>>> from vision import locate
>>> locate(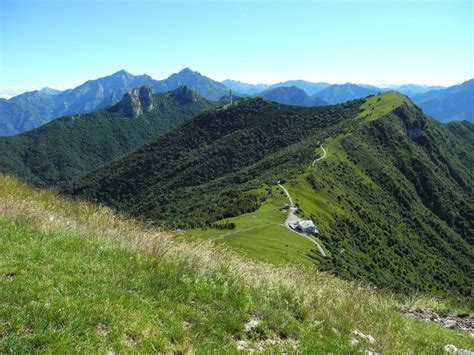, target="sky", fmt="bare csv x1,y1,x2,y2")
0,0,473,96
